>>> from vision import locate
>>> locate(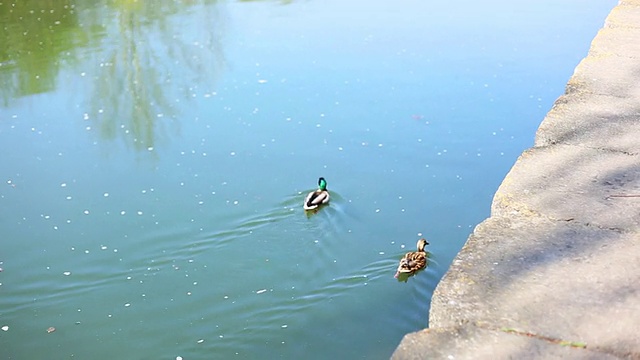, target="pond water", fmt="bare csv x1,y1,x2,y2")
0,0,616,358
